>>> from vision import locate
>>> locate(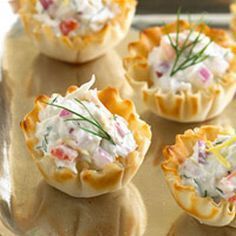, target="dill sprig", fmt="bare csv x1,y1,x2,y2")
167,10,212,76
46,99,115,145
